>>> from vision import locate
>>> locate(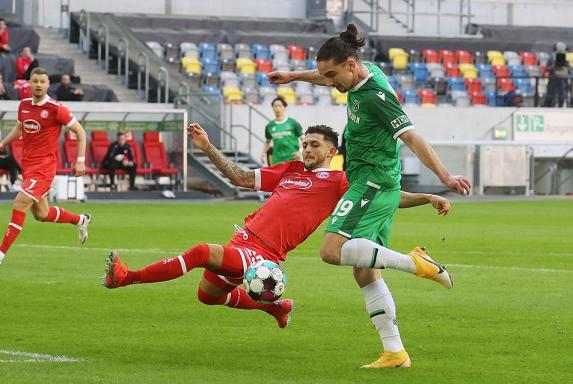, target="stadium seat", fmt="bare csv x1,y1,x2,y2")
485,91,497,106
182,57,201,75
567,52,573,66
497,78,515,93
288,45,306,61
409,49,422,63
397,73,415,90
379,62,393,76
332,88,348,105
493,65,510,78
180,42,199,59
223,86,243,103
296,82,314,105
164,43,180,63
474,51,487,65
536,52,550,67
146,41,164,58
202,86,221,94
64,140,97,175
445,63,461,78
465,78,482,94
515,78,533,96
430,77,448,96
259,86,277,104
520,51,538,66
448,77,466,92
403,89,420,105
456,50,473,64
203,72,220,87
420,89,437,107
477,64,494,79
201,57,220,75
277,86,296,104
482,77,496,93
242,87,260,104
8,140,23,168
422,49,439,63
236,58,256,74
504,51,521,66
89,131,112,175
255,59,273,73
487,50,503,61
395,89,404,104
307,46,317,60
462,67,478,79
459,63,477,75
306,60,317,70
234,43,252,59
217,44,235,60
388,48,406,61
509,65,527,78
142,134,180,179
410,63,428,84
525,65,542,77
427,63,445,78
439,50,456,65
358,46,375,61
313,86,332,106
490,56,506,66
221,71,240,88
199,43,217,60
387,75,399,91
470,91,487,106
221,58,236,72
270,44,287,55
126,135,152,177
56,148,73,175
239,73,257,88
291,60,307,71
451,90,470,107
256,72,271,87
252,44,271,60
